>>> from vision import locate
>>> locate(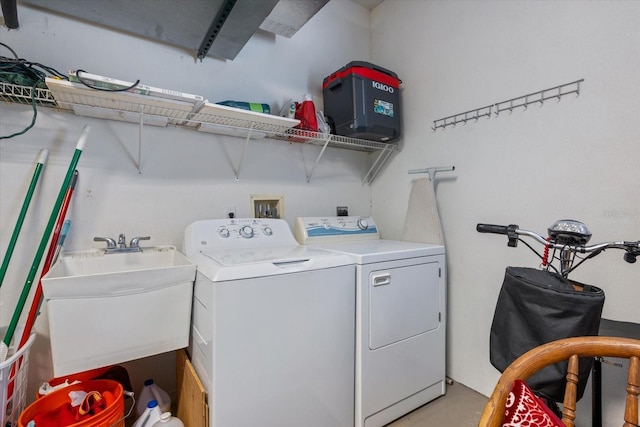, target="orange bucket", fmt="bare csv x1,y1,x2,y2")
19,379,124,427
37,366,113,399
